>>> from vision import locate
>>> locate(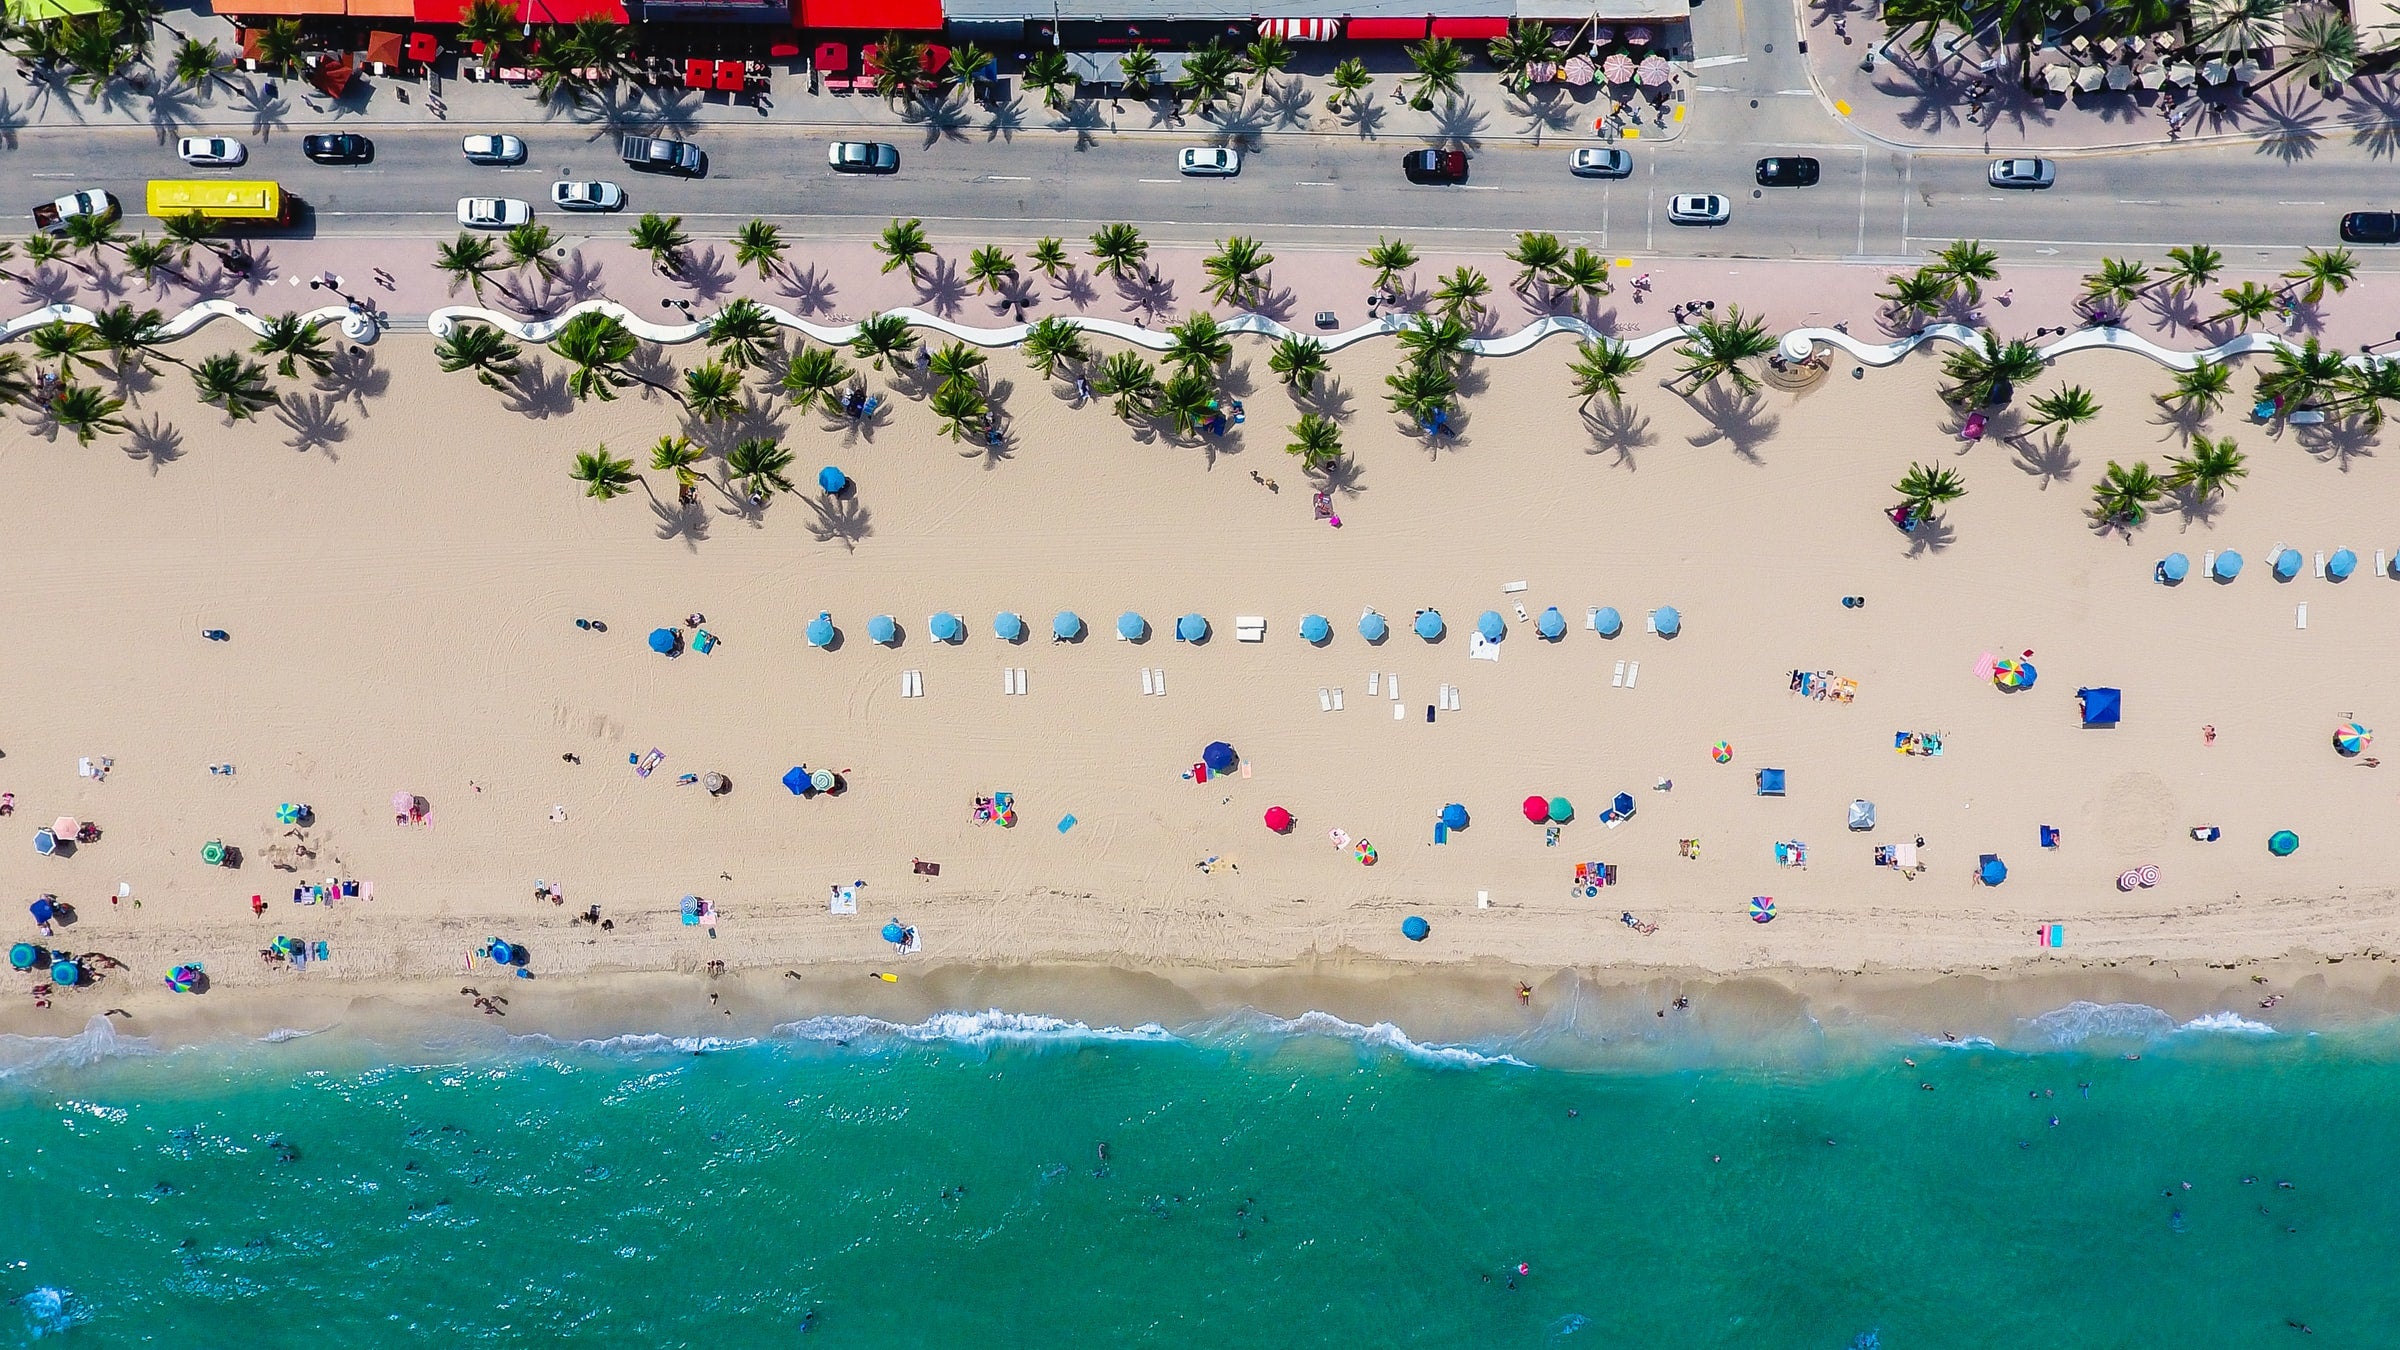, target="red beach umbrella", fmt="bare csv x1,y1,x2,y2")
1263,806,1294,833
1523,795,1550,823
